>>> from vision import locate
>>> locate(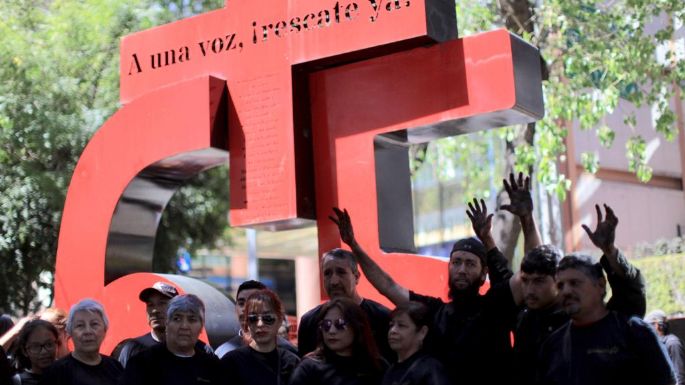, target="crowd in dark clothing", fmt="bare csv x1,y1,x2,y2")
0,173,683,385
